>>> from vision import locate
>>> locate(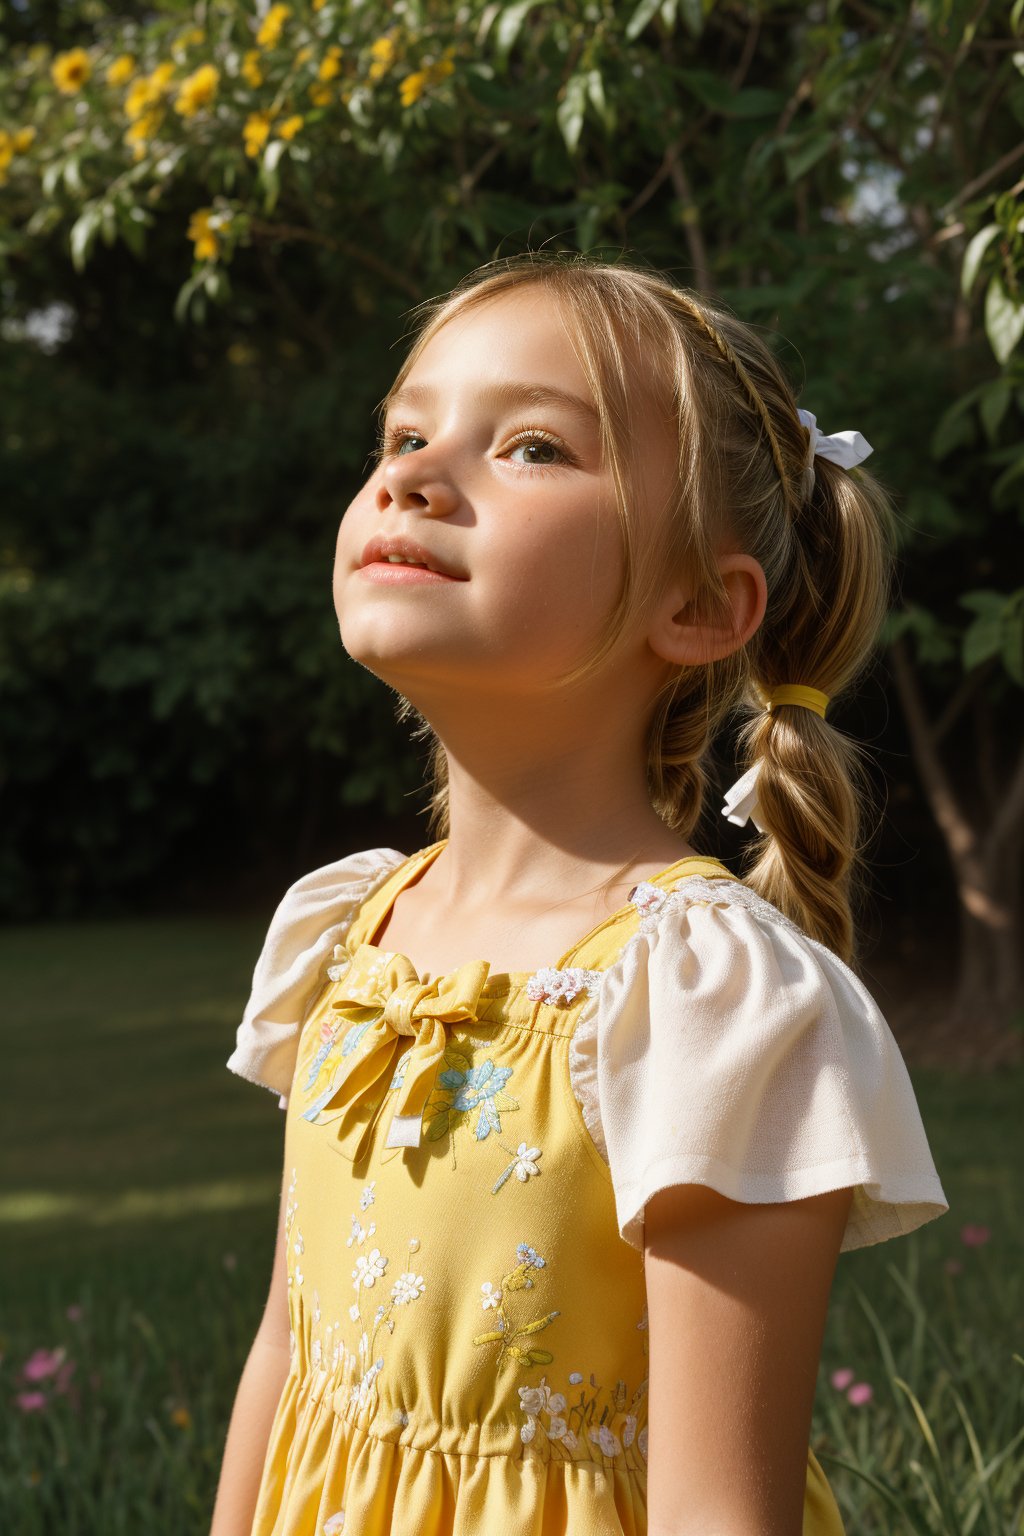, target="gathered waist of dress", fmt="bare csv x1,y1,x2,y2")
284,1358,651,1474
